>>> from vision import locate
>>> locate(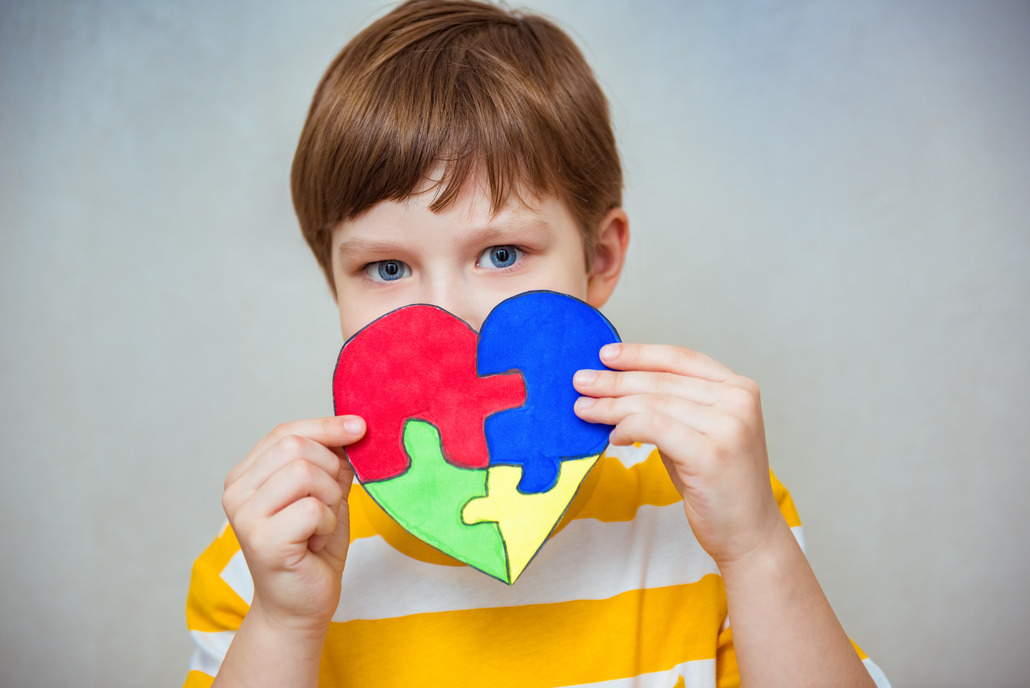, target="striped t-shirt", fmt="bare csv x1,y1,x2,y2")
185,443,890,687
